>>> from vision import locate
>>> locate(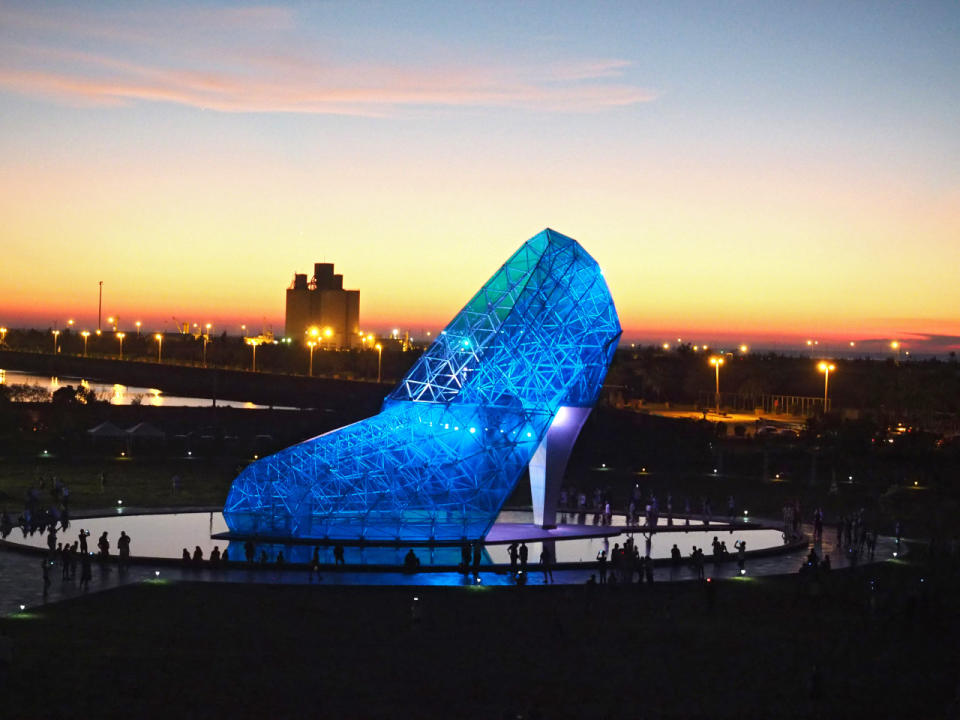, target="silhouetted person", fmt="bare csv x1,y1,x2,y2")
97,531,110,560
597,550,607,584
192,545,203,566
244,539,255,566
539,547,553,583
79,552,92,590
519,542,529,569
471,542,482,575
79,529,88,554
117,531,131,570
403,548,420,572
182,548,191,567
209,546,221,567
334,544,345,566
